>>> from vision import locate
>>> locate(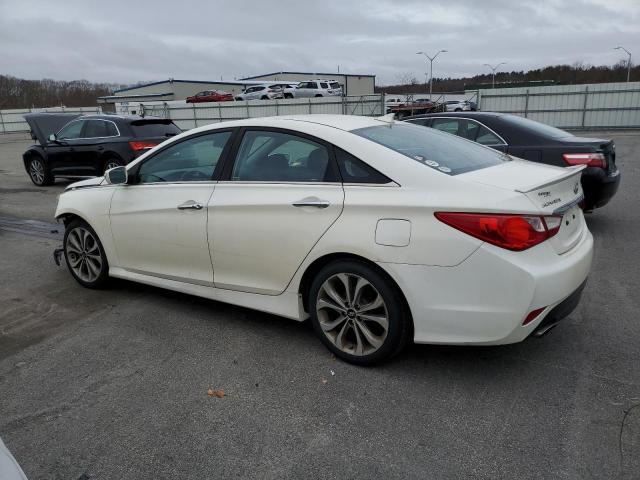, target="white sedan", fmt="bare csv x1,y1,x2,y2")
55,114,593,365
